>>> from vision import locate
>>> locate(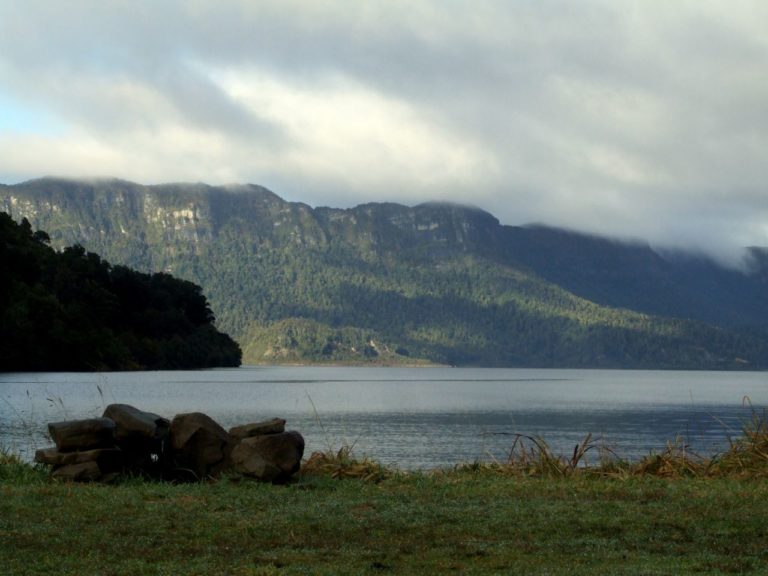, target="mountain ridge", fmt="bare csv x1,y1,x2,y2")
3,177,768,368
